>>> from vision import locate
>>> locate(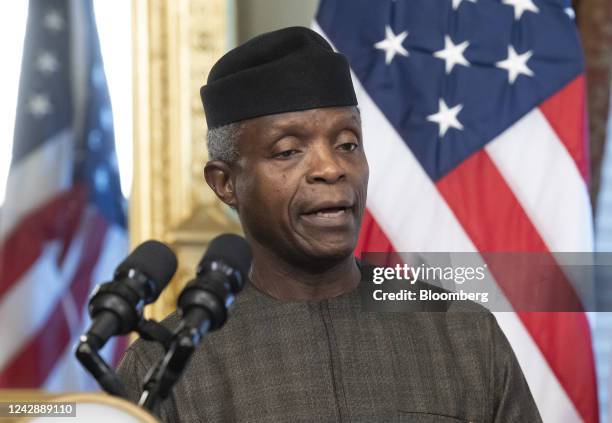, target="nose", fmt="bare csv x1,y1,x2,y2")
305,143,346,184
